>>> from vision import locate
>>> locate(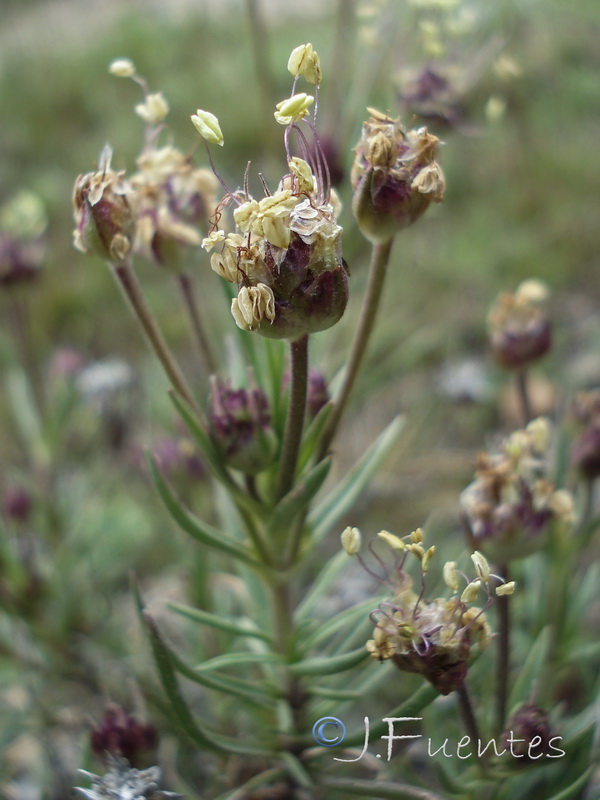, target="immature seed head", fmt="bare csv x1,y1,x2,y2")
351,110,445,242
487,279,552,370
